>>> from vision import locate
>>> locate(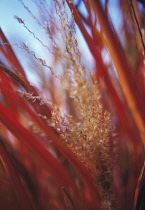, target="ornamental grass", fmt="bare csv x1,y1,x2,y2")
0,0,145,209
